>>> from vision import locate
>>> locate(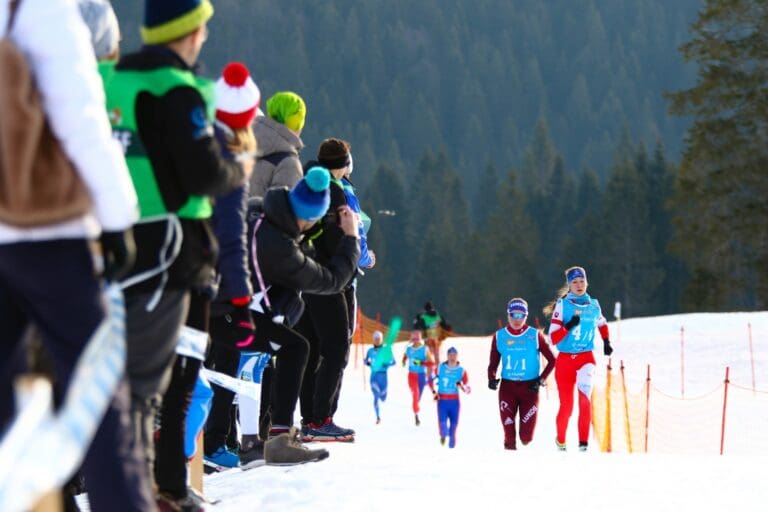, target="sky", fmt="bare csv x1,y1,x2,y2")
199,311,768,511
